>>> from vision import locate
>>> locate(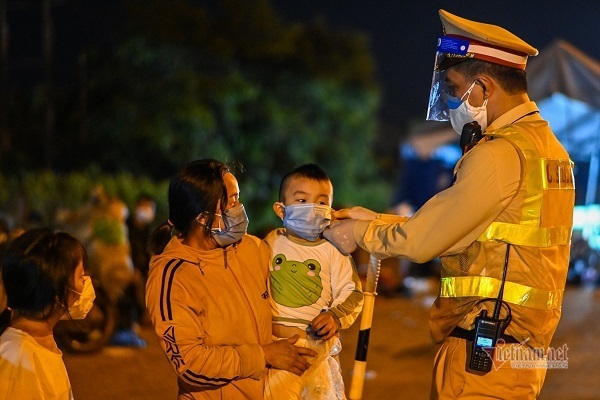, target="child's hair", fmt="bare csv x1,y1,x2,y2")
278,163,331,202
147,159,235,255
0,228,87,334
